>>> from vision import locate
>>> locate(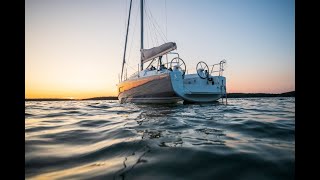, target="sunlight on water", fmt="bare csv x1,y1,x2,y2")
25,98,295,179
31,156,124,179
